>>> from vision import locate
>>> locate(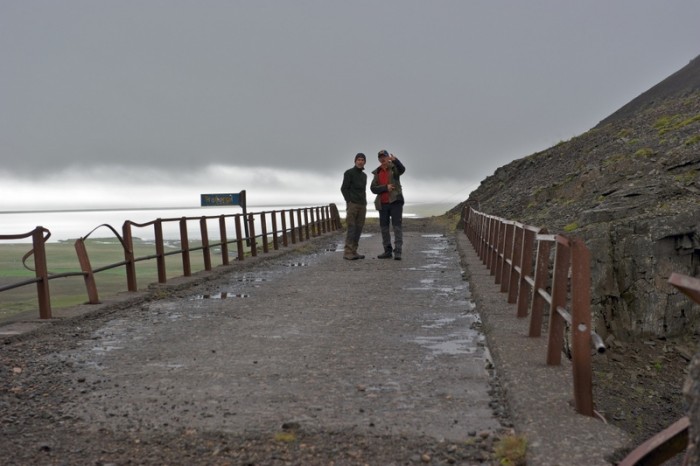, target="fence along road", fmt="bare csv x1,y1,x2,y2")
2,226,505,464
